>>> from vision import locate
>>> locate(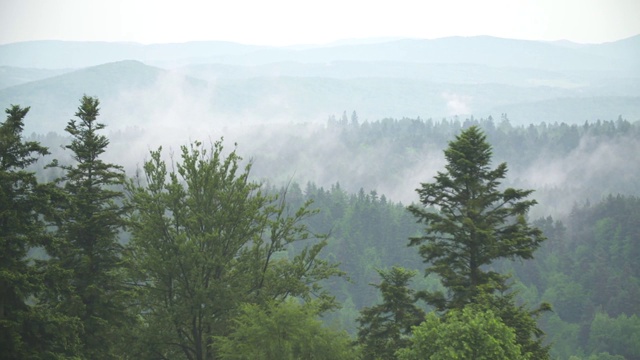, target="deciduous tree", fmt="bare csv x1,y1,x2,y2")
125,140,341,360
216,299,357,360
397,306,527,360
